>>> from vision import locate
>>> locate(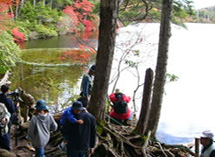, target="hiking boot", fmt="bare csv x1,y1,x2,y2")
123,120,131,126
27,143,35,152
